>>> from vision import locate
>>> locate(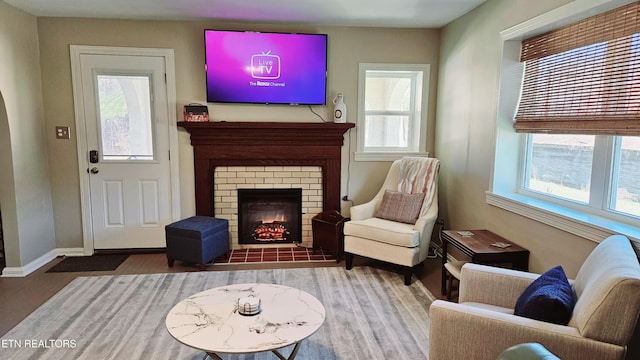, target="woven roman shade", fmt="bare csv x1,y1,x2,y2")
514,2,640,135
